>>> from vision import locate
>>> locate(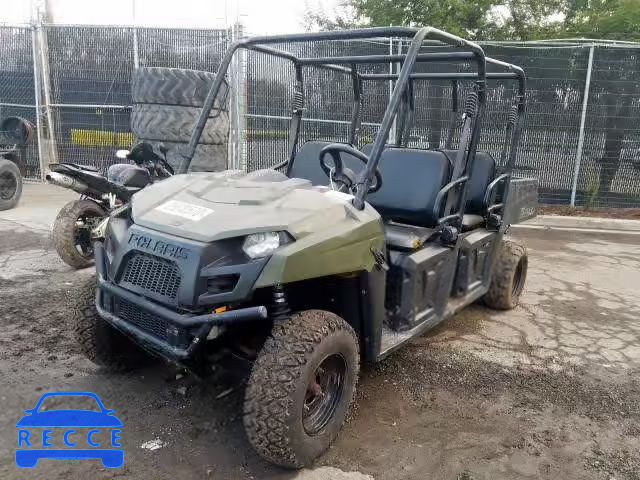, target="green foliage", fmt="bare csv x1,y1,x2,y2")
349,0,567,40
303,2,362,31
309,0,640,41
350,0,495,38
584,176,600,210
565,0,640,41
